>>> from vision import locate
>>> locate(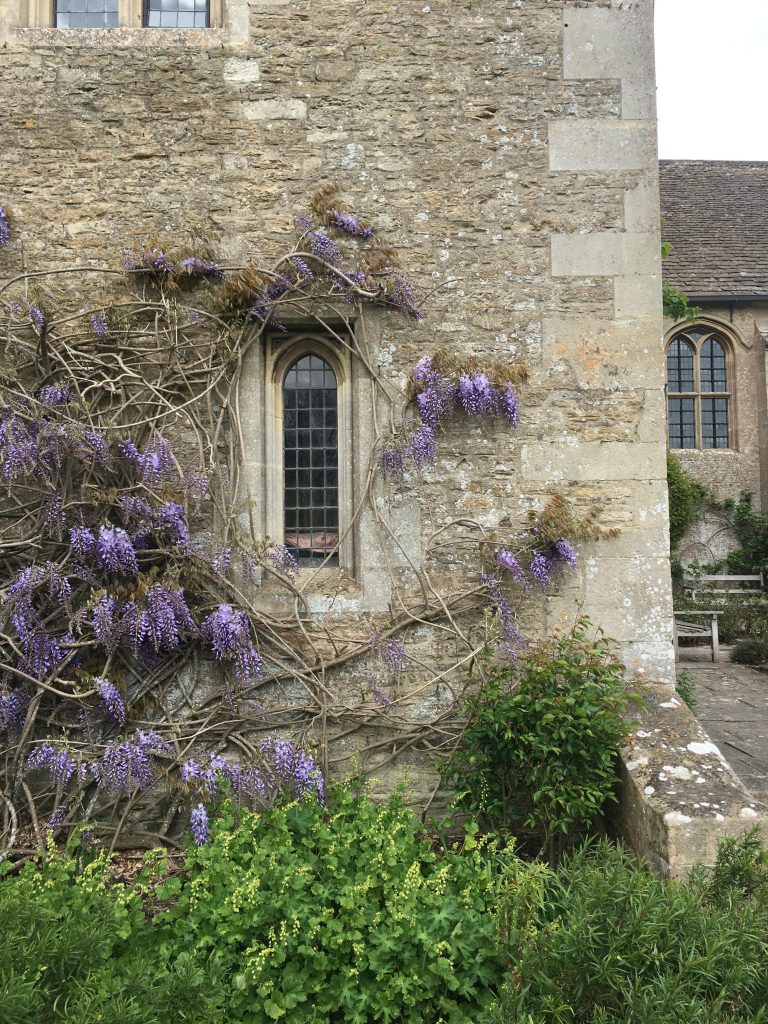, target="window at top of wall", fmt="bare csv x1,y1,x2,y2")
54,0,118,28
144,0,209,28
52,0,210,27
666,326,731,450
